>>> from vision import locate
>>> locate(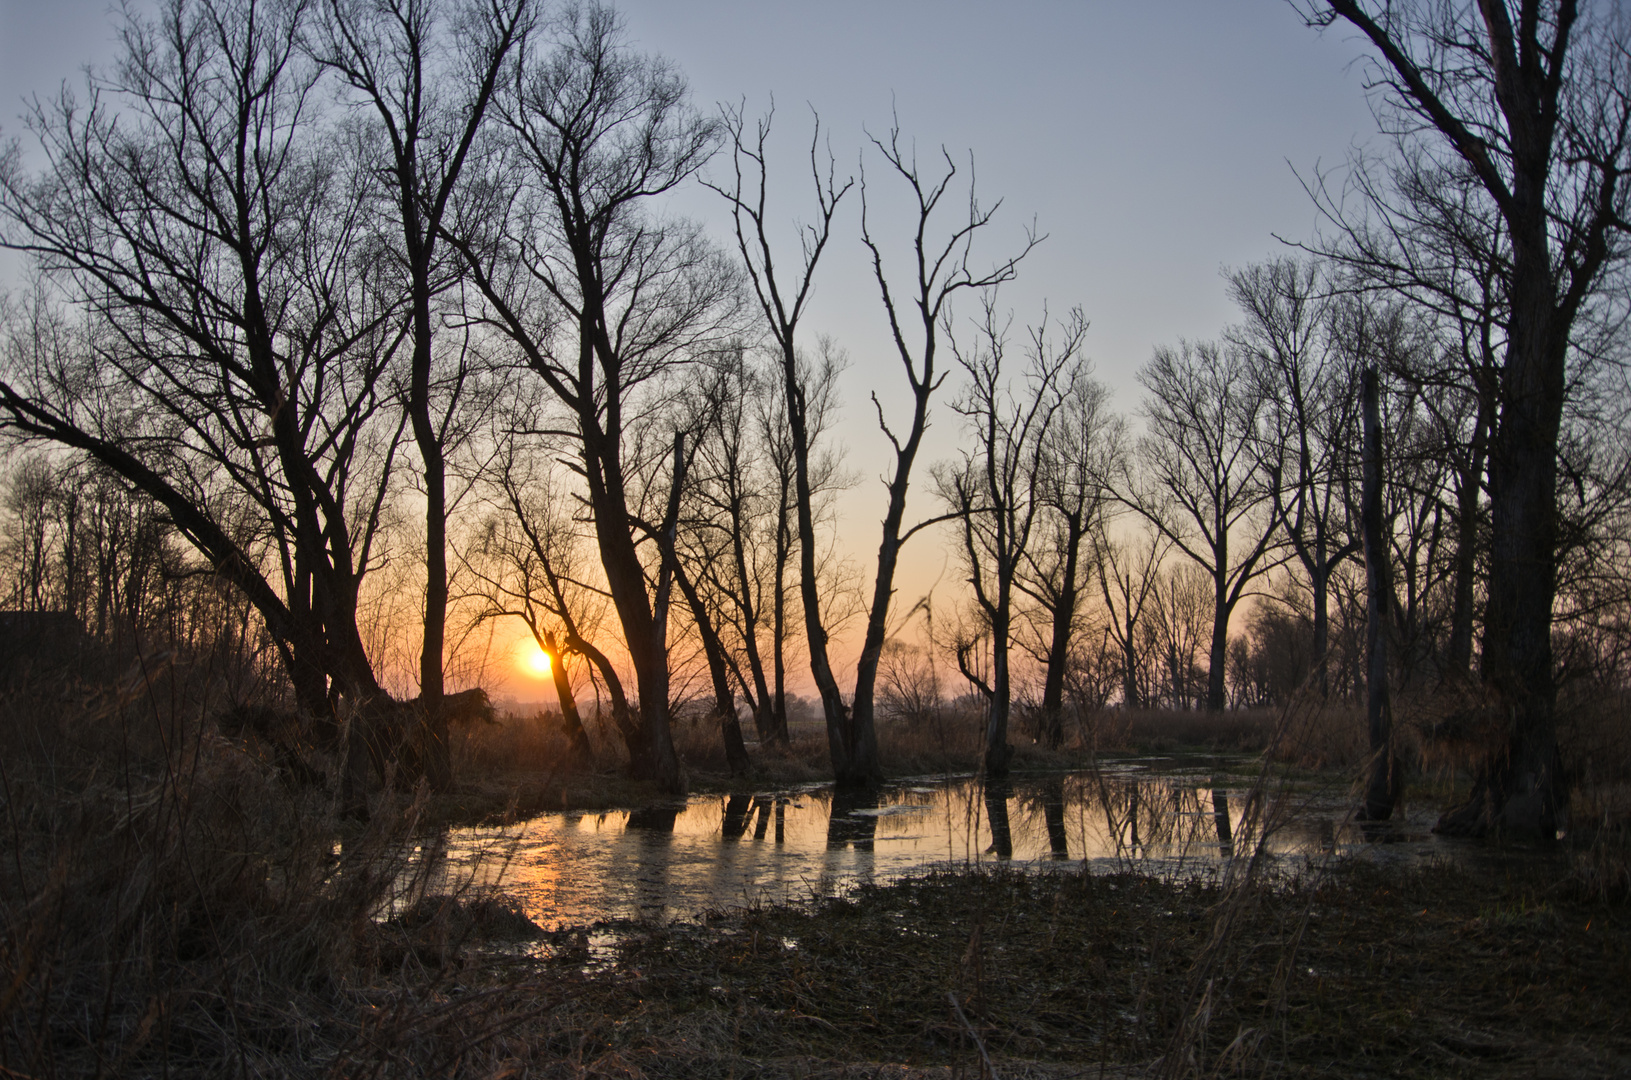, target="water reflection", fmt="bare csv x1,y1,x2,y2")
827,788,880,851
1212,788,1234,856
722,794,752,840
424,760,1453,931
984,779,1013,860
1038,777,1069,859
